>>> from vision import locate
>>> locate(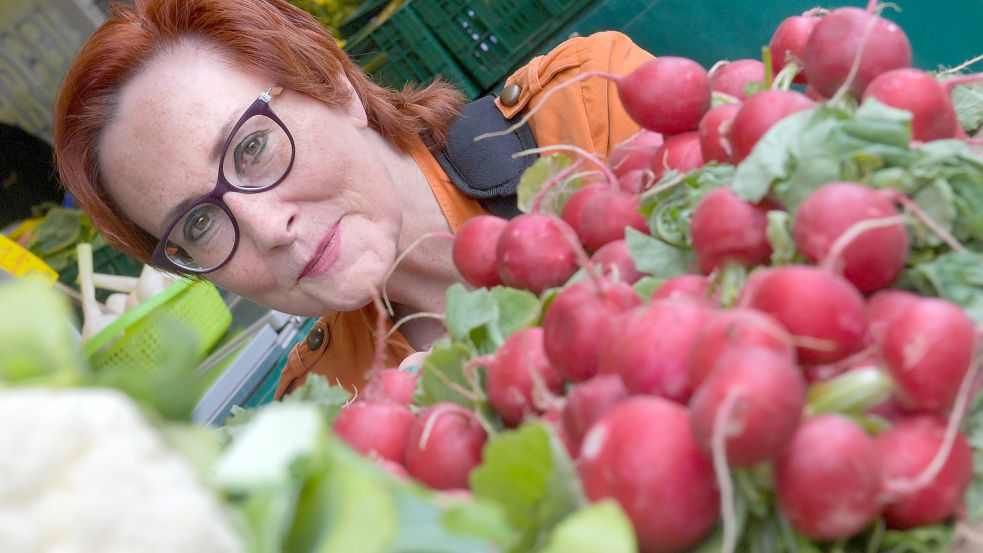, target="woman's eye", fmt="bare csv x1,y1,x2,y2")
235,131,268,175
182,207,213,242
